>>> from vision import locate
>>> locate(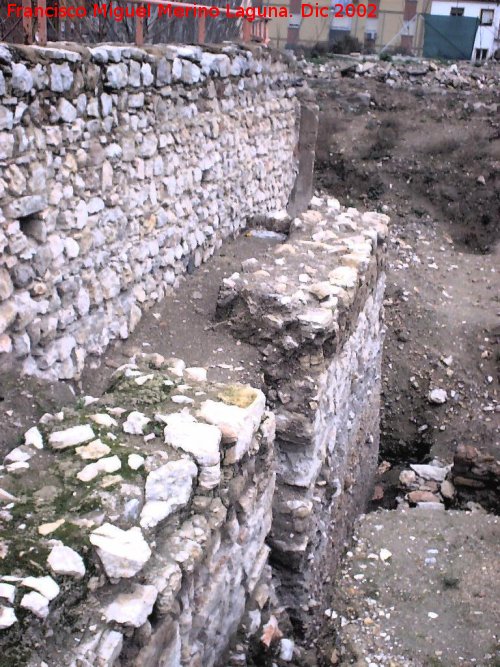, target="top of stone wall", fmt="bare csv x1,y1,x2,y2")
0,40,296,99
218,196,388,360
